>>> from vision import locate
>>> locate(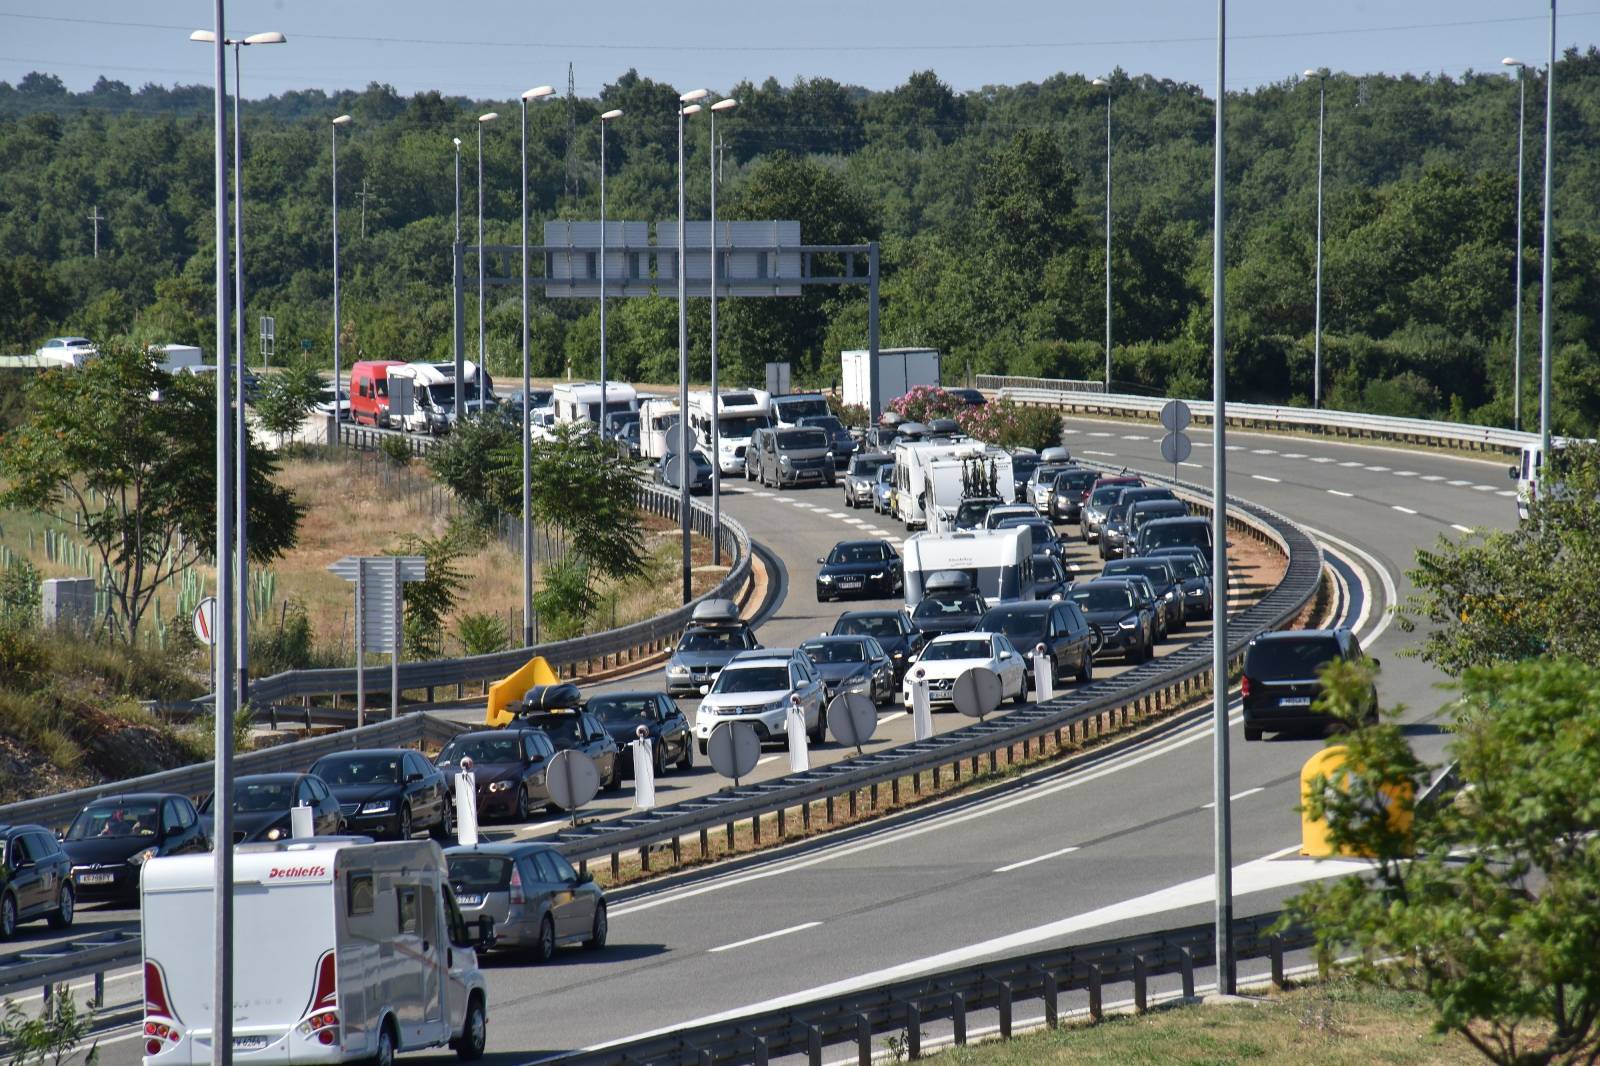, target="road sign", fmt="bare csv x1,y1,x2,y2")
708,722,761,784
952,667,1003,718
546,749,601,816
1160,399,1192,432
826,693,878,752
259,315,275,364
1161,432,1194,465
192,596,218,647
328,556,429,726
